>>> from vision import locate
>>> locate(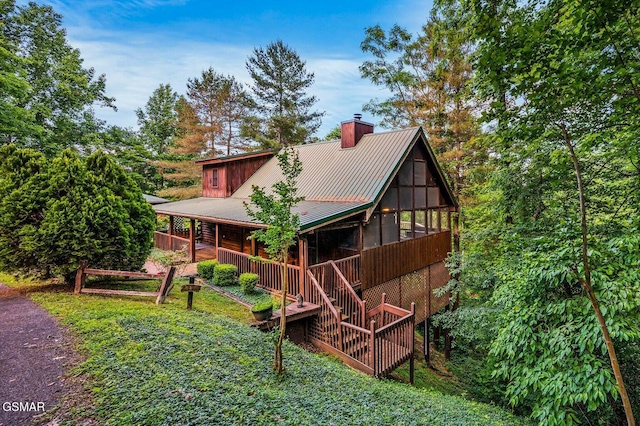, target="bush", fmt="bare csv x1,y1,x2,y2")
197,260,218,280
213,264,237,286
239,272,259,294
251,299,273,313
0,146,155,284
